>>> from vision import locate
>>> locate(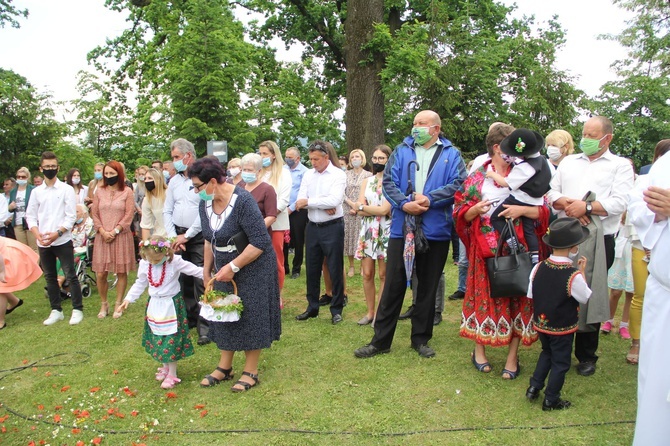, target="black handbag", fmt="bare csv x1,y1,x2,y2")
485,219,533,299
228,230,249,253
